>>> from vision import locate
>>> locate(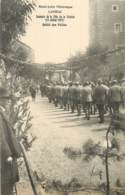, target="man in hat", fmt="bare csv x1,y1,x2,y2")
0,87,22,195
62,82,69,110
67,81,72,111
109,80,122,114
82,81,93,120
94,79,108,123
69,82,76,113
74,82,83,116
